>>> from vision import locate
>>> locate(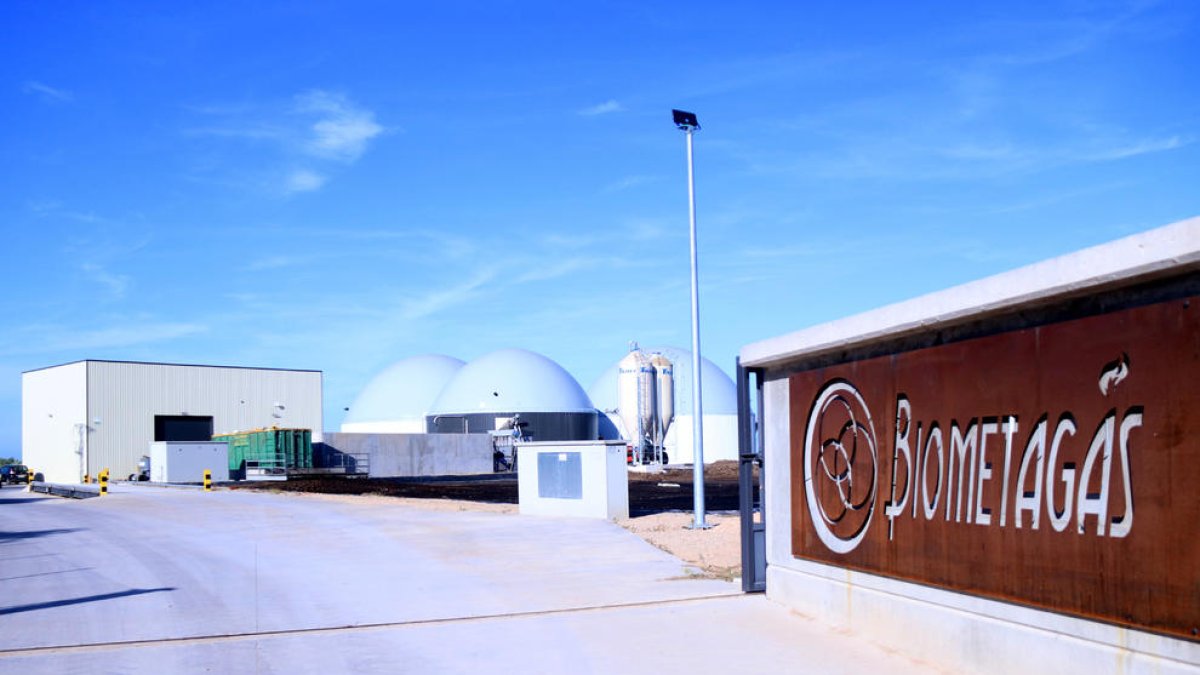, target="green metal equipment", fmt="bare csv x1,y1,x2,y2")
212,428,313,479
